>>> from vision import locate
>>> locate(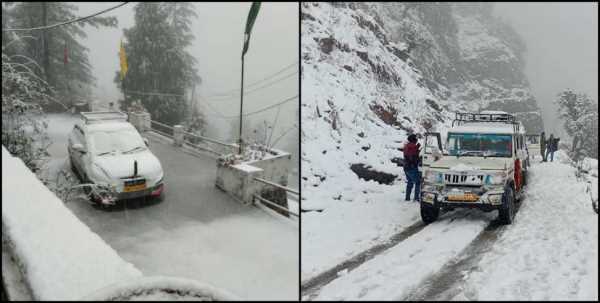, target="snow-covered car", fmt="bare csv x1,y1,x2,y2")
68,111,164,205
420,111,529,225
